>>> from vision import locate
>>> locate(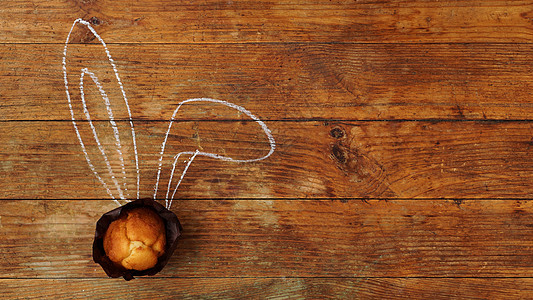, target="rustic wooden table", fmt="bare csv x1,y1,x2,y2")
2,0,533,298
